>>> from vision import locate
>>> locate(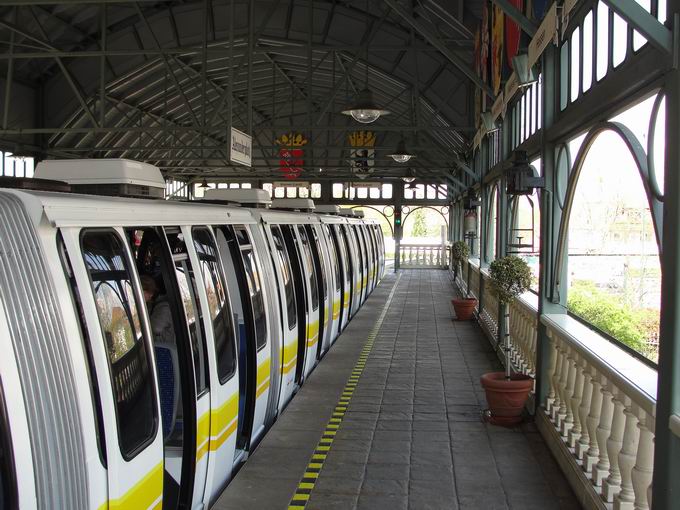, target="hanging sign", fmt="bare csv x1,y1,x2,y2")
351,181,382,189
504,72,519,103
491,91,505,121
473,129,483,150
276,132,308,179
348,131,376,178
491,5,504,95
528,2,558,69
230,127,252,167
